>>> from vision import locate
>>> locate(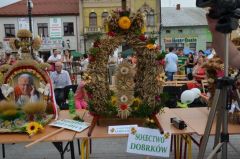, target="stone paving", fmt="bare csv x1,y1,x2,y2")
1,135,240,159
